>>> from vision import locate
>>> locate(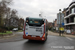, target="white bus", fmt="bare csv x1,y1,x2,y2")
23,17,48,41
